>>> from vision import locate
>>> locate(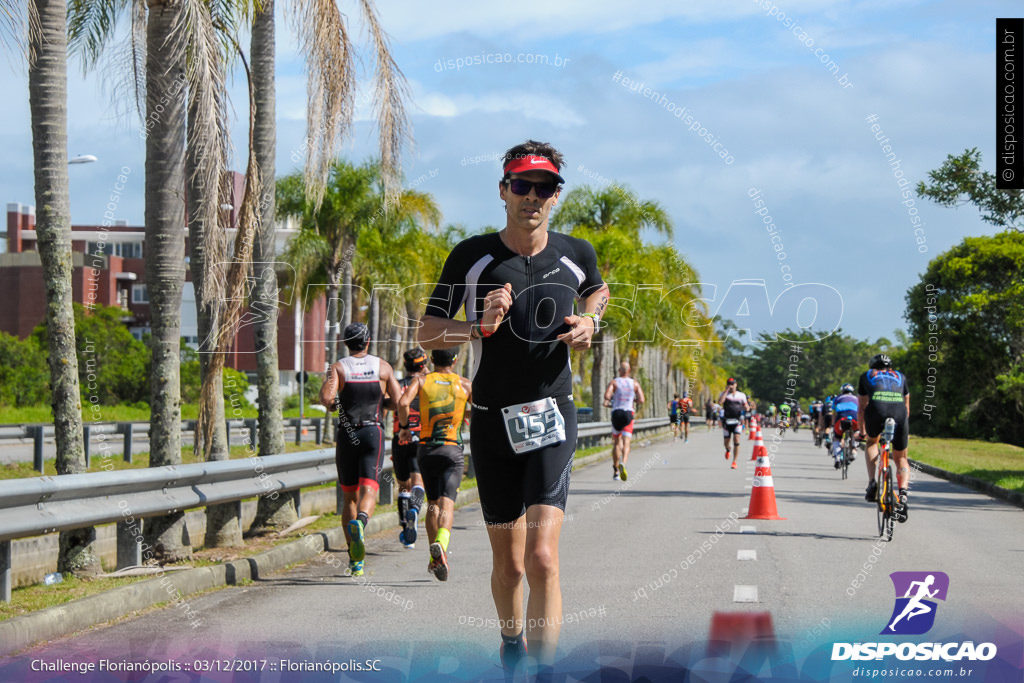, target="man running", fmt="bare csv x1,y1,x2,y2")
859,354,911,521
398,348,471,582
705,398,715,431
718,378,750,469
416,140,609,673
668,393,682,442
391,348,429,548
320,322,402,577
604,361,646,480
678,392,693,443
